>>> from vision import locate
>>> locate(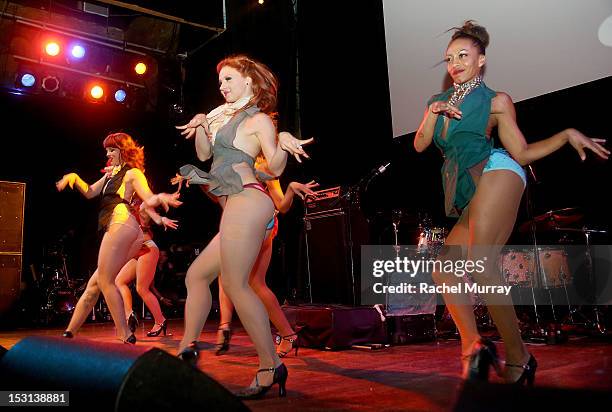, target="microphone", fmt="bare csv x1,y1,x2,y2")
371,162,391,178
363,162,391,192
